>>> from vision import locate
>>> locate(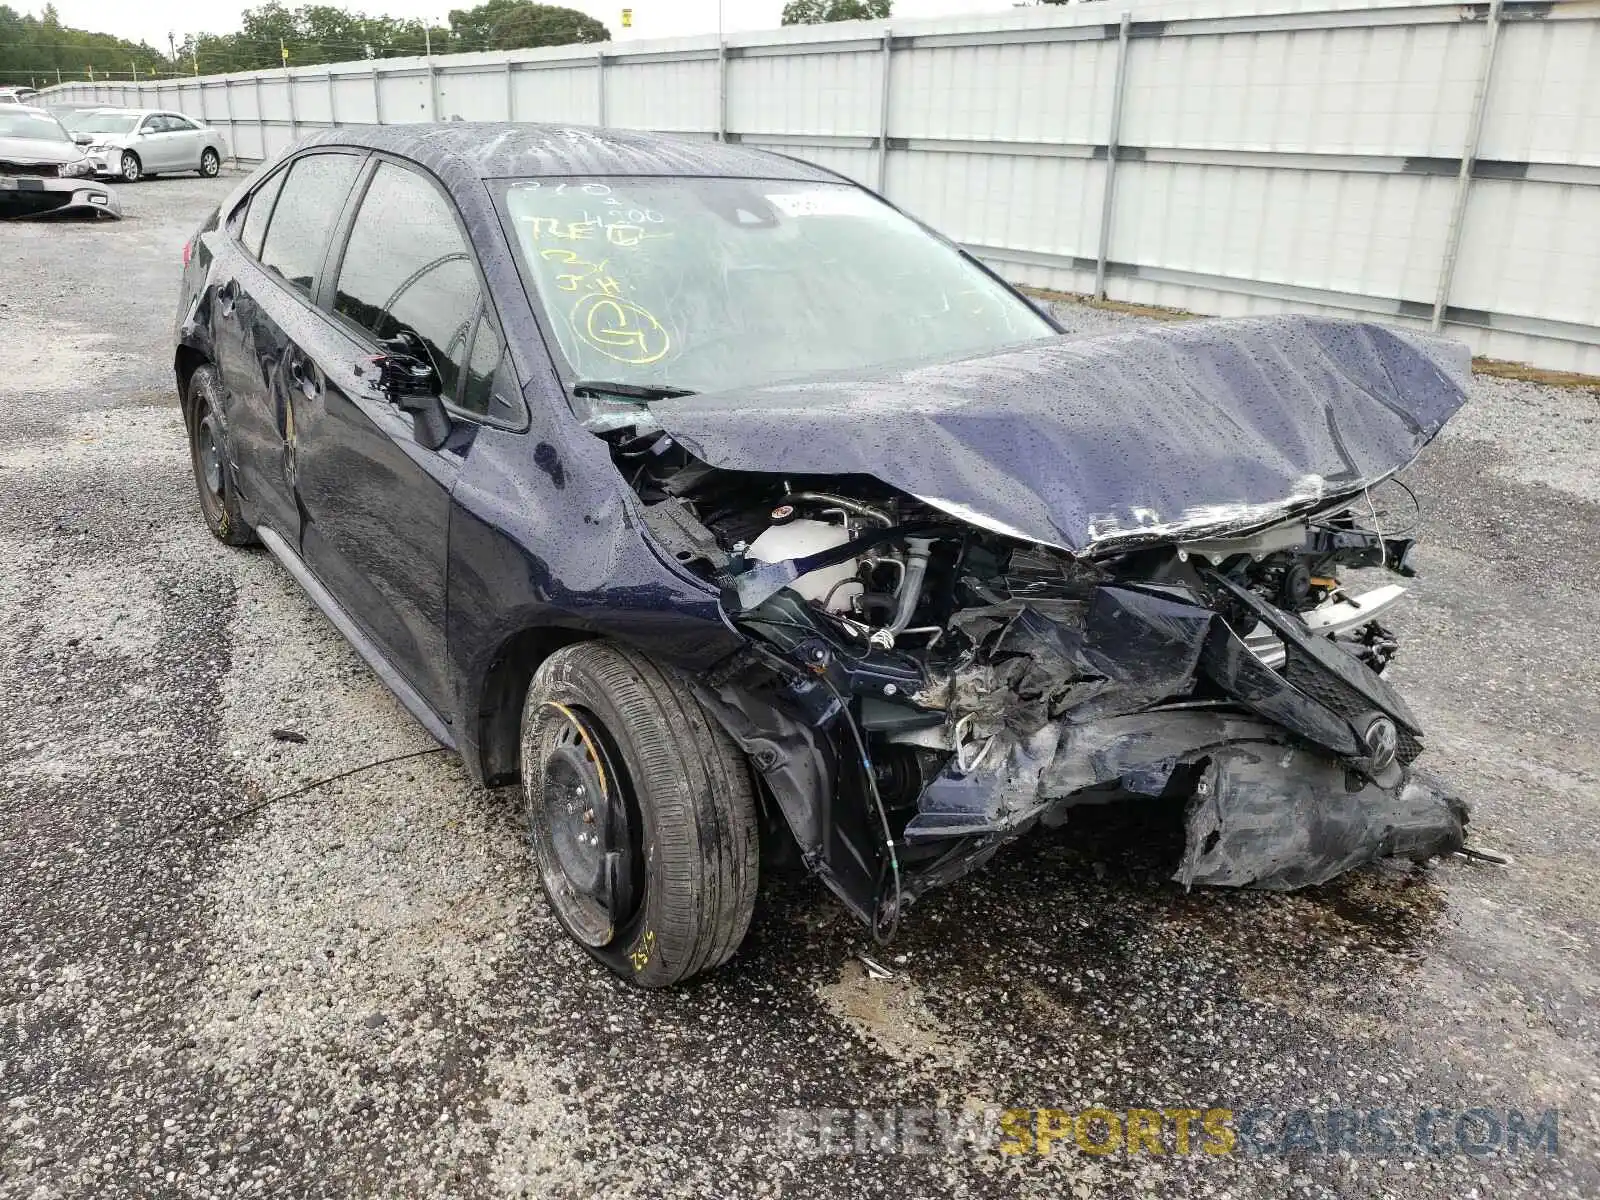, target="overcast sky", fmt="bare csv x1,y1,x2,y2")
45,0,1032,52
